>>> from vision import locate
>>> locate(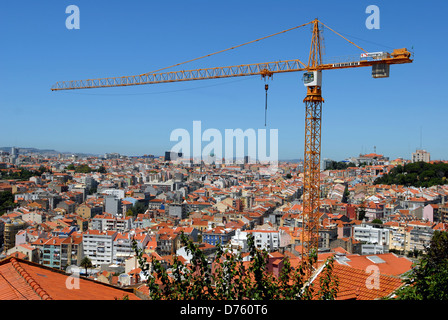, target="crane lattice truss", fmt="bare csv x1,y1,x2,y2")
52,19,413,277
